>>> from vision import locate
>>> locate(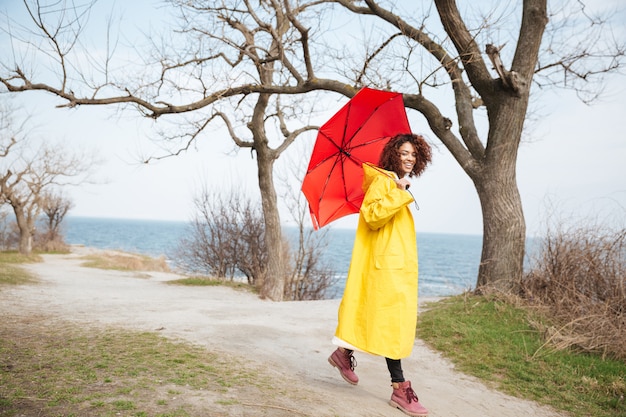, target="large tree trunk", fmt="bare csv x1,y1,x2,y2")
427,0,546,292
473,97,528,291
474,171,526,292
18,230,33,256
